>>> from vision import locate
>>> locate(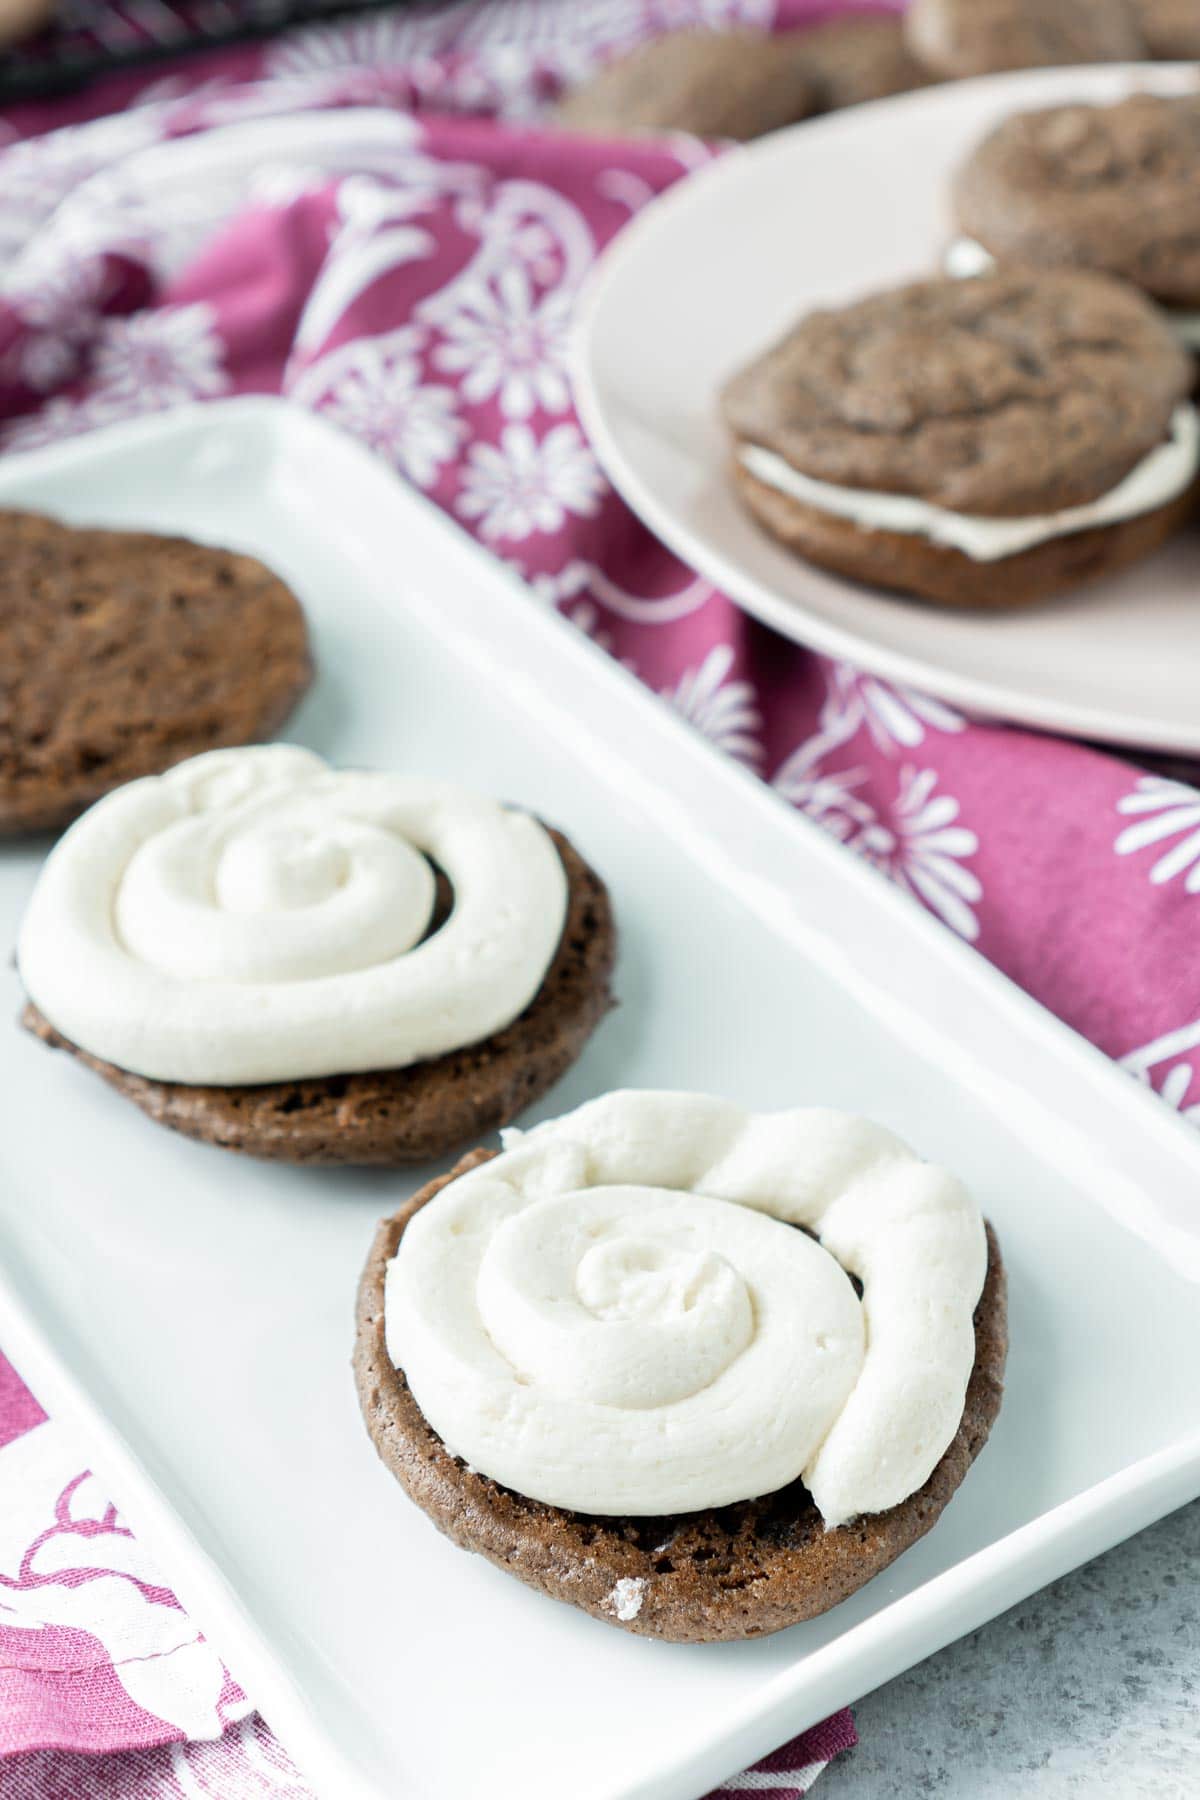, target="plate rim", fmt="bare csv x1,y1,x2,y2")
3,396,1200,1799
571,61,1200,752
